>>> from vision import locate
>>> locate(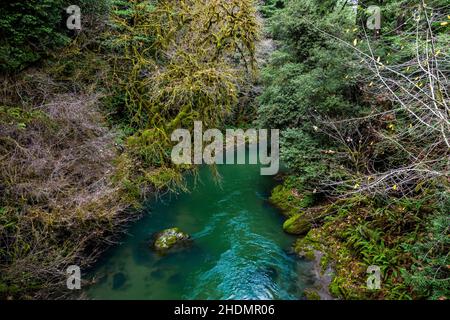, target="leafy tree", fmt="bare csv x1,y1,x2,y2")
0,0,110,73
260,0,286,17
257,0,366,189
0,0,69,72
